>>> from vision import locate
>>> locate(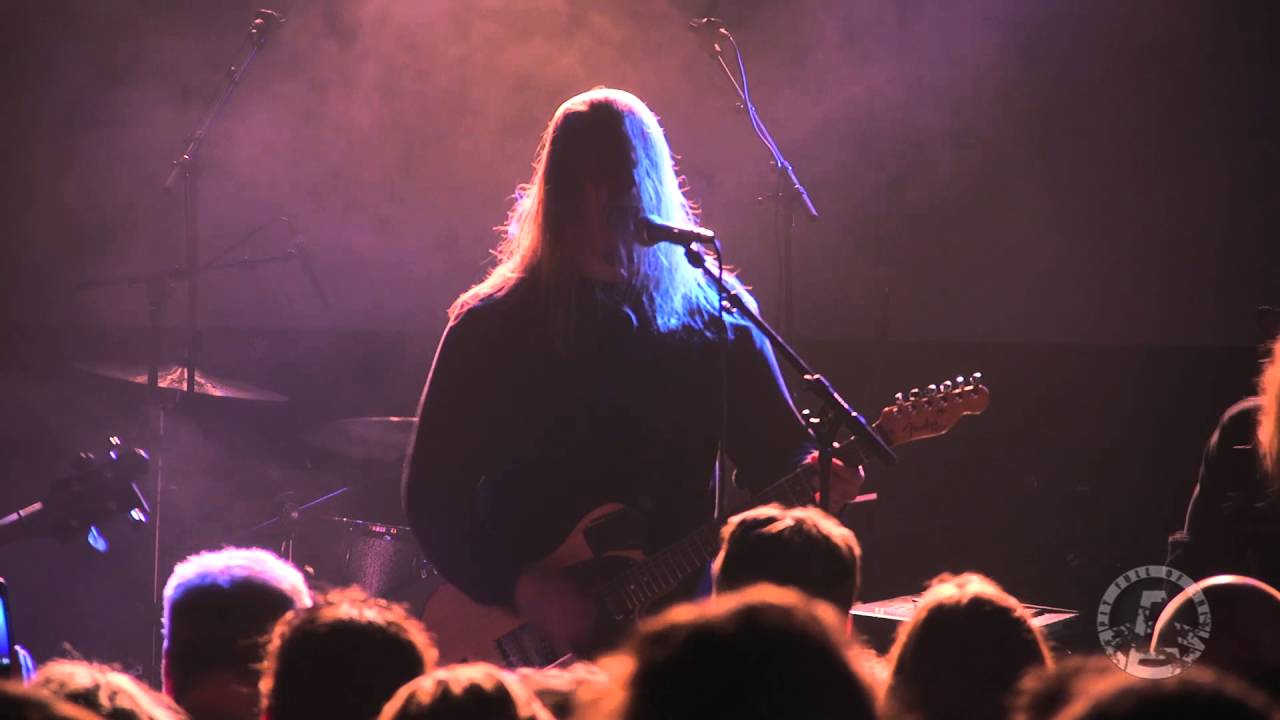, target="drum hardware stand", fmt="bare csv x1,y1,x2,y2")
235,486,350,563
69,8,287,680
77,245,303,680
278,493,301,562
